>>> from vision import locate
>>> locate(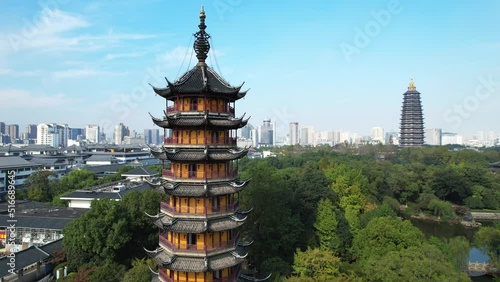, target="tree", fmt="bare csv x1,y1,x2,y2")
363,244,470,282
23,170,57,202
292,248,341,280
475,225,500,266
89,262,126,282
428,199,456,220
123,258,154,282
63,199,131,270
447,236,470,272
314,198,339,251
351,217,425,261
